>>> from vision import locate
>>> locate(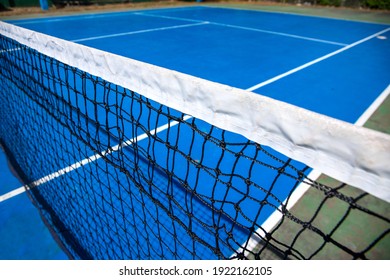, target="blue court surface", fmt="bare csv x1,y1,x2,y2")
0,5,389,259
